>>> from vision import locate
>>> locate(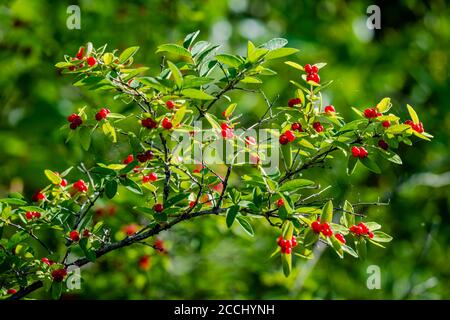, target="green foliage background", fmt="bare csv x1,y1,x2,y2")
0,0,449,299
